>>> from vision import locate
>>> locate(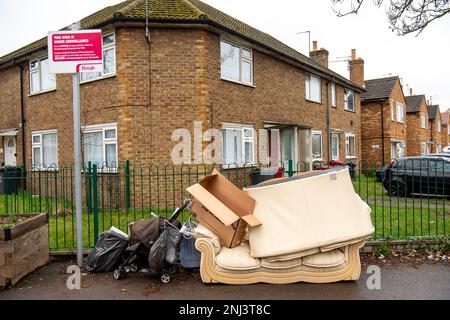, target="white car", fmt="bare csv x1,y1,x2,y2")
443,146,450,154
